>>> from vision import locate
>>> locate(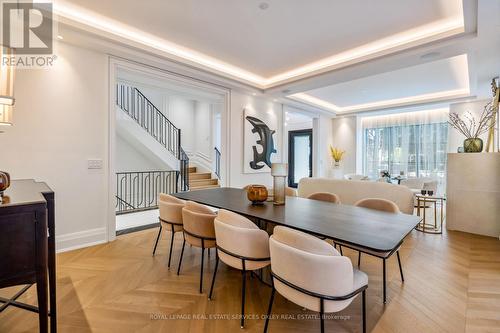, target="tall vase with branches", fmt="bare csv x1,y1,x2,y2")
448,102,497,153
